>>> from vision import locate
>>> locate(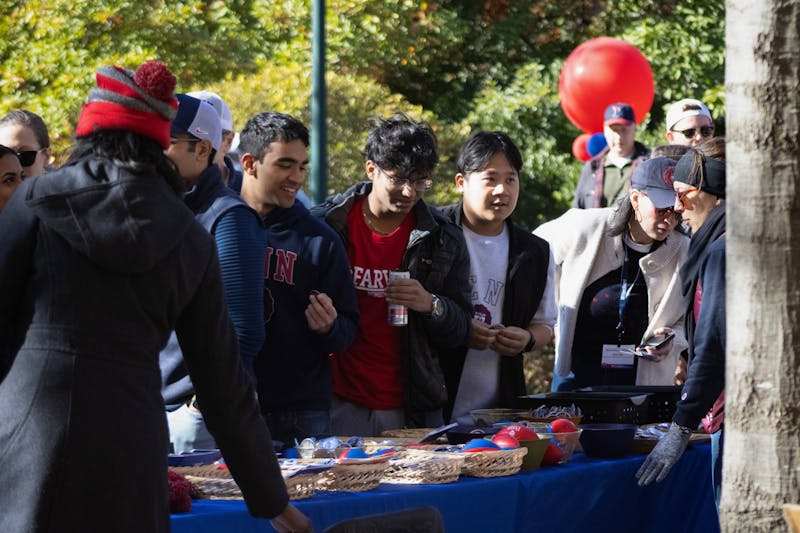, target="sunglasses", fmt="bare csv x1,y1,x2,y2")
672,126,714,140
16,147,47,167
640,191,677,217
676,187,700,208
